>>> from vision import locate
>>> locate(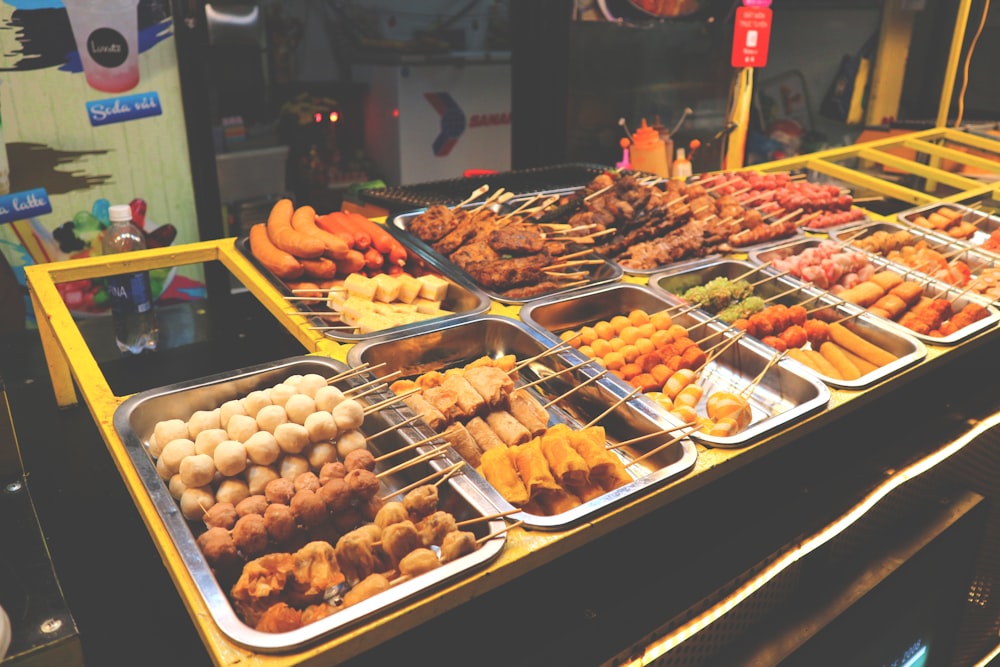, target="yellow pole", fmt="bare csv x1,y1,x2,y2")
724,67,754,171
936,0,973,127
